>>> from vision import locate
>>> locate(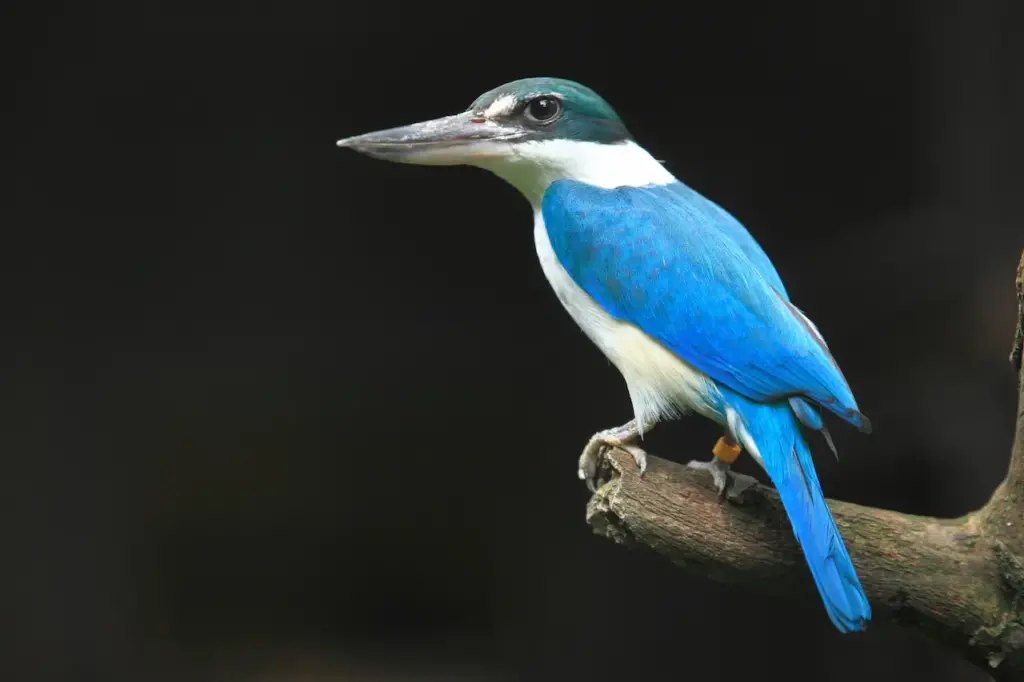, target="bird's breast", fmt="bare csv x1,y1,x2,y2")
532,211,720,426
